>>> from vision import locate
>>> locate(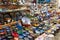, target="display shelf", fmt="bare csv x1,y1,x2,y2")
0,5,29,13
0,7,28,12
0,0,59,40
0,21,16,29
